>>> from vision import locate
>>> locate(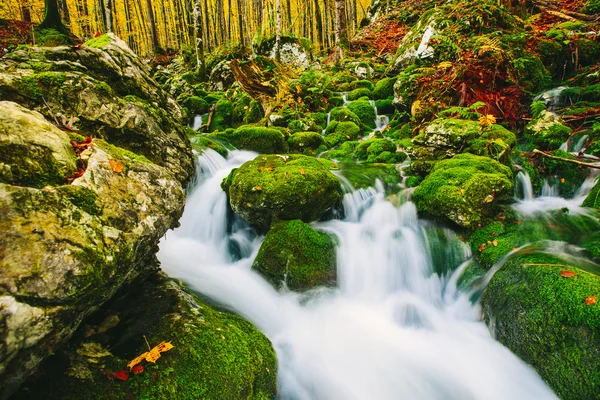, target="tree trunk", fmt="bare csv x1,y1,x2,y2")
334,0,347,64
274,0,282,59
105,0,113,32
238,0,246,50
193,0,206,79
145,0,160,51
39,0,68,33
20,4,32,23
313,0,323,50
